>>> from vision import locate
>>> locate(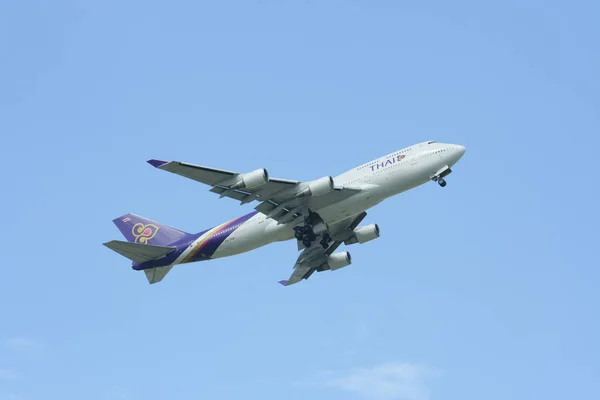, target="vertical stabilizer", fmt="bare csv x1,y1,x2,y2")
112,214,190,246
